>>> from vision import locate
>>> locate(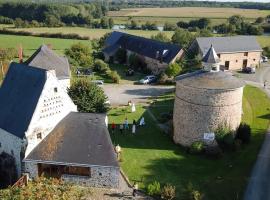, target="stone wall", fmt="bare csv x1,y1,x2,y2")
173,83,243,146
23,161,120,189
218,51,261,70
62,166,120,188
0,129,23,176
